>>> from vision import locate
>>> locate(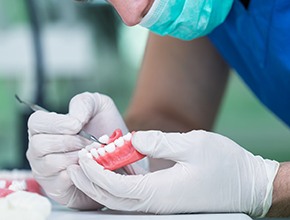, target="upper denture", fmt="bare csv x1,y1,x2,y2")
88,129,145,170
